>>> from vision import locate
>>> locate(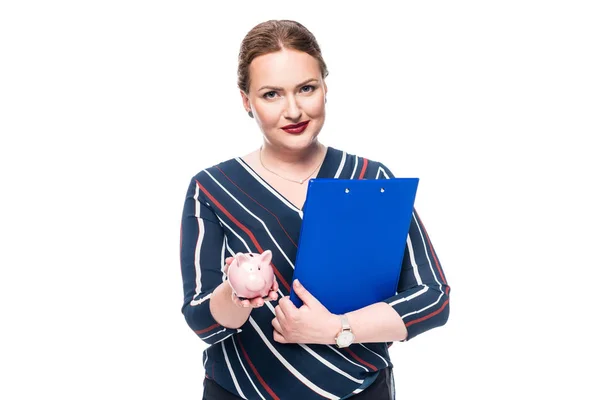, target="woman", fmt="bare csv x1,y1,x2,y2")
179,20,450,400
